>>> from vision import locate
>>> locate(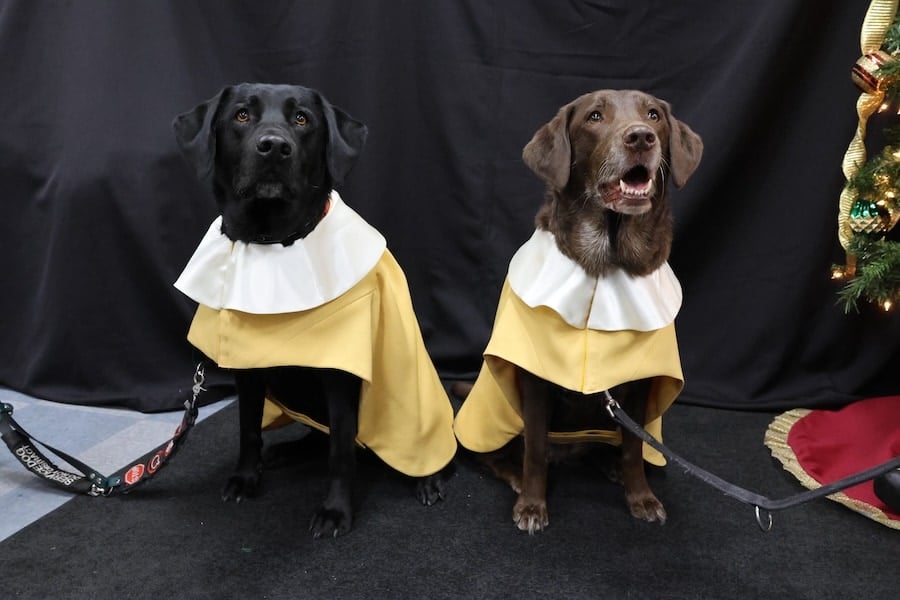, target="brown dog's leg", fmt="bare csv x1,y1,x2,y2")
479,438,525,494
513,369,552,534
222,370,267,502
309,369,360,538
618,379,666,523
